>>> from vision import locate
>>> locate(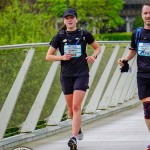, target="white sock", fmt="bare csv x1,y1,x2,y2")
72,135,77,139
